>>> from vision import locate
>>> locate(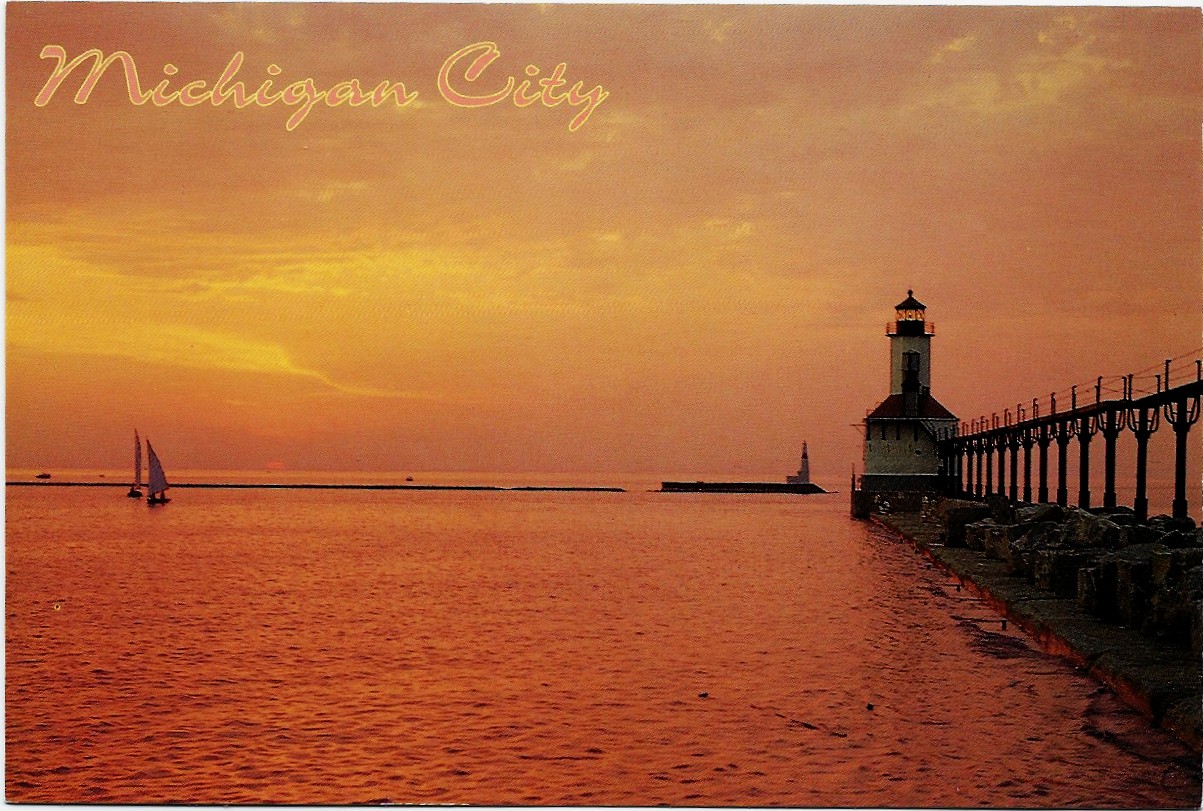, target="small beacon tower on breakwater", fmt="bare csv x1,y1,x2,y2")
859,291,958,493
786,442,811,485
